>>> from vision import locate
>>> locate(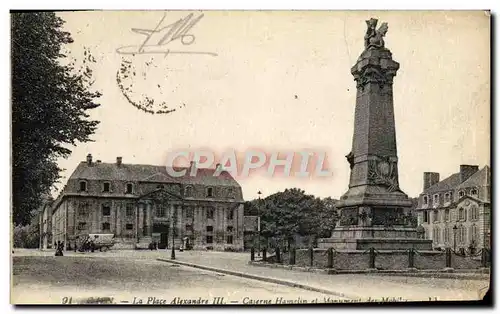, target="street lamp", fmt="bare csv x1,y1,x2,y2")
171,205,177,260
453,224,458,252
257,191,262,257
